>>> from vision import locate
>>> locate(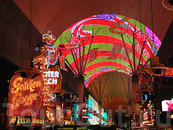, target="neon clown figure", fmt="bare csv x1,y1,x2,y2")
33,31,80,71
